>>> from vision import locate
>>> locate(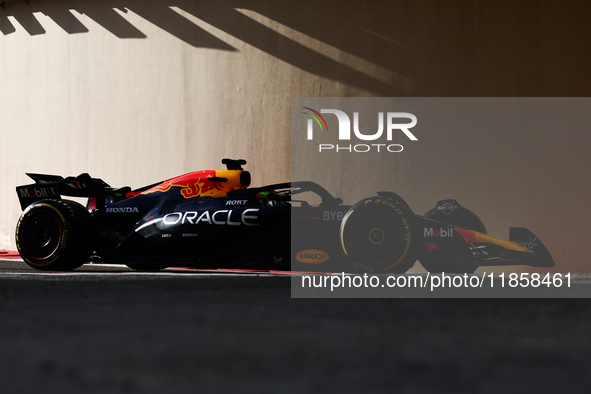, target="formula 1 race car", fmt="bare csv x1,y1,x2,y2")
14,159,555,274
